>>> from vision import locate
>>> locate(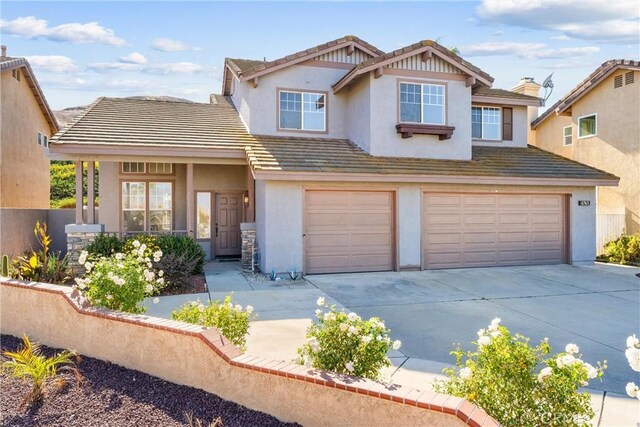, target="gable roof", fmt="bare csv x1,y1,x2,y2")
532,59,640,129
1,56,59,133
223,35,383,90
333,40,494,93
